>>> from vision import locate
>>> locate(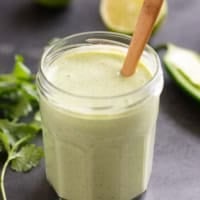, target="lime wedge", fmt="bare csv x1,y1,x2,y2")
163,44,200,102
35,0,70,8
100,0,167,34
